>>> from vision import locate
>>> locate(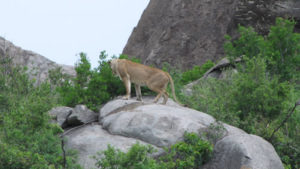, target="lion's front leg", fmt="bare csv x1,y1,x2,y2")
122,77,131,100
135,84,143,101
